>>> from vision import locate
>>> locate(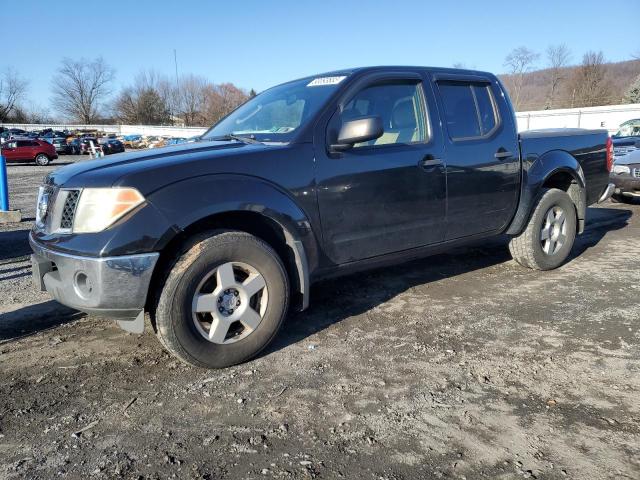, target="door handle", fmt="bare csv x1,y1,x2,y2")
494,150,513,159
418,157,443,169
